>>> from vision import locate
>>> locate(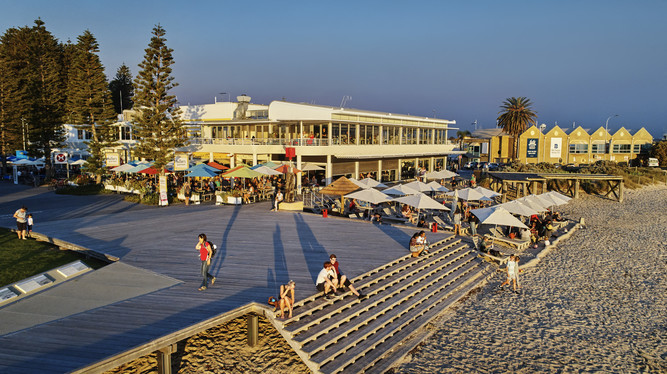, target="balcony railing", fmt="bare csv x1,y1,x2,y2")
191,137,456,147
